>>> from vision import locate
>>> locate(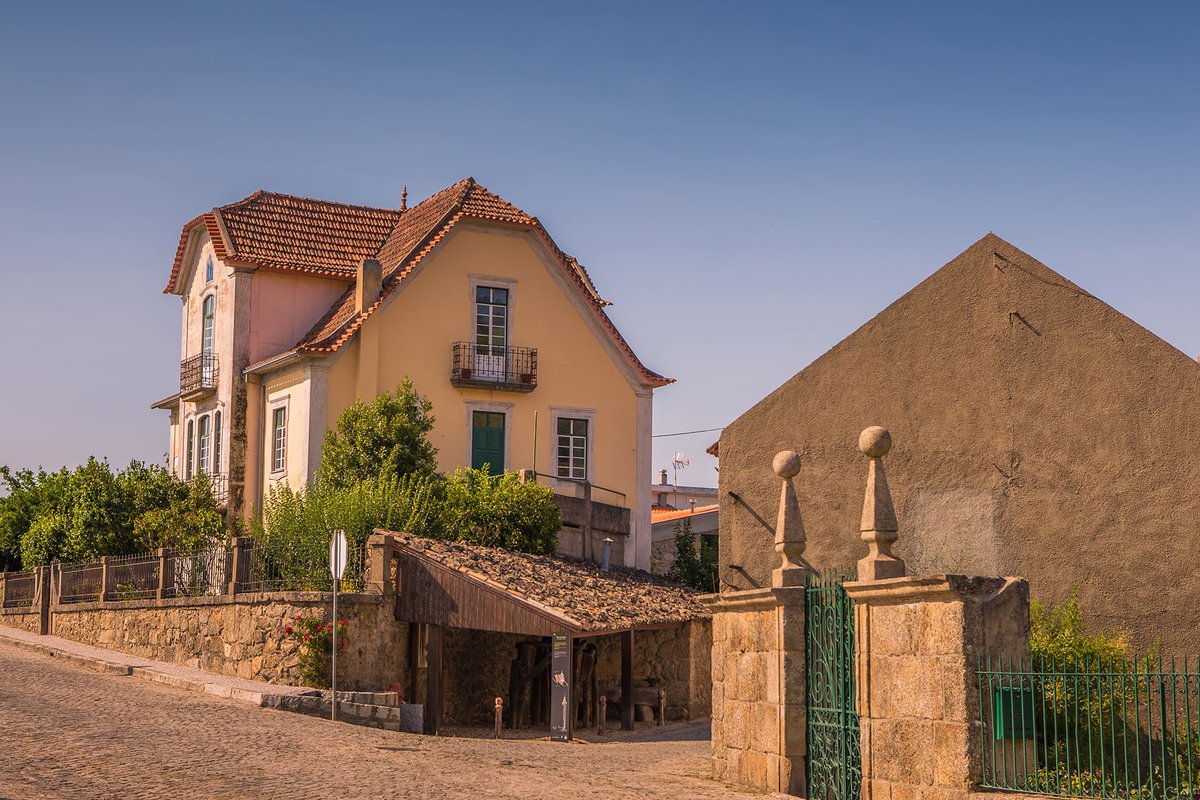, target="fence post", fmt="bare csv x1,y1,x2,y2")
99,556,110,603
156,548,170,600
37,565,51,635
0,571,6,608
366,533,394,598
228,537,250,597
582,481,594,561
50,561,61,606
